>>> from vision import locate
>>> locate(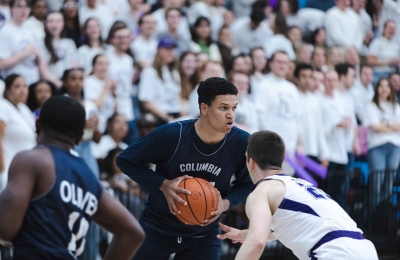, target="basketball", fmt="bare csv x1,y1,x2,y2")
175,178,219,225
